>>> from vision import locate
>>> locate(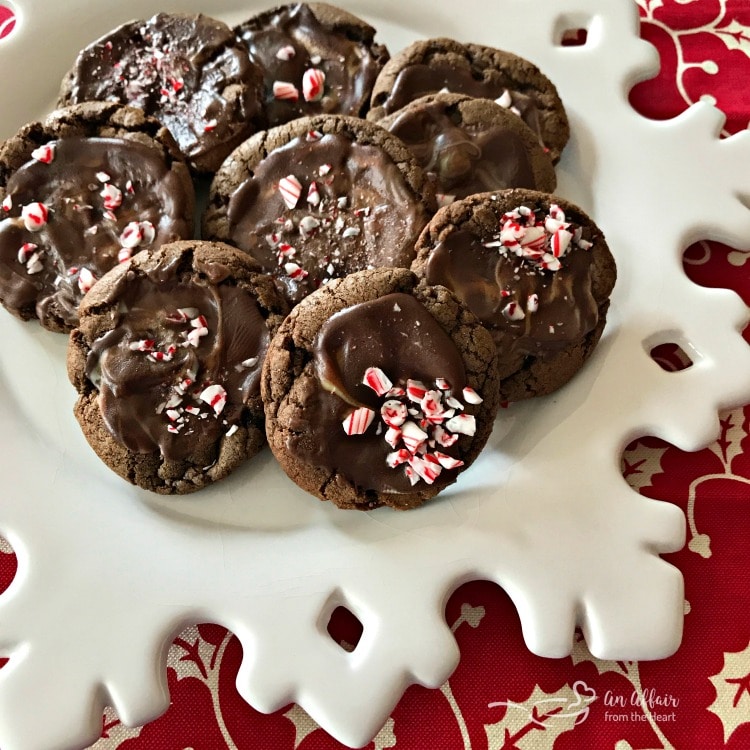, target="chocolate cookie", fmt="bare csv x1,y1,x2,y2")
235,3,389,127
412,189,616,402
378,93,556,202
368,38,569,163
67,241,288,495
58,13,265,173
262,267,500,510
203,114,435,306
0,102,194,332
